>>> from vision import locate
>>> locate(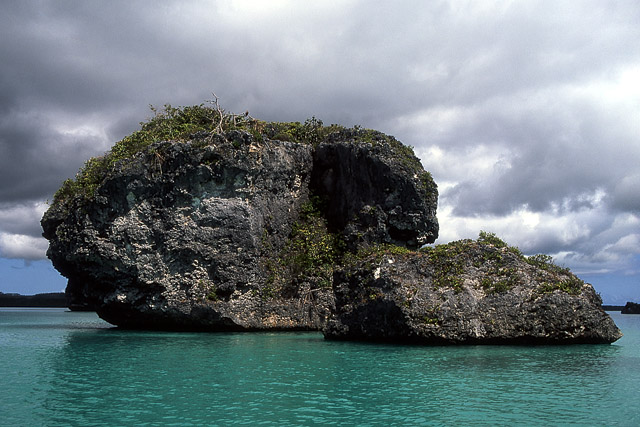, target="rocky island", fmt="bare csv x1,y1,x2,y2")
42,103,621,344
622,302,640,314
0,292,67,307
